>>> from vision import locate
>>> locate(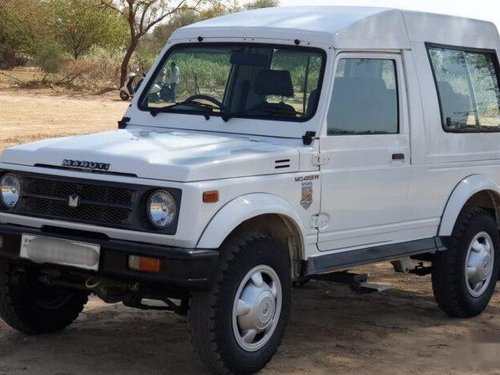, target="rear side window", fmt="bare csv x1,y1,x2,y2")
327,58,399,135
428,45,500,132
